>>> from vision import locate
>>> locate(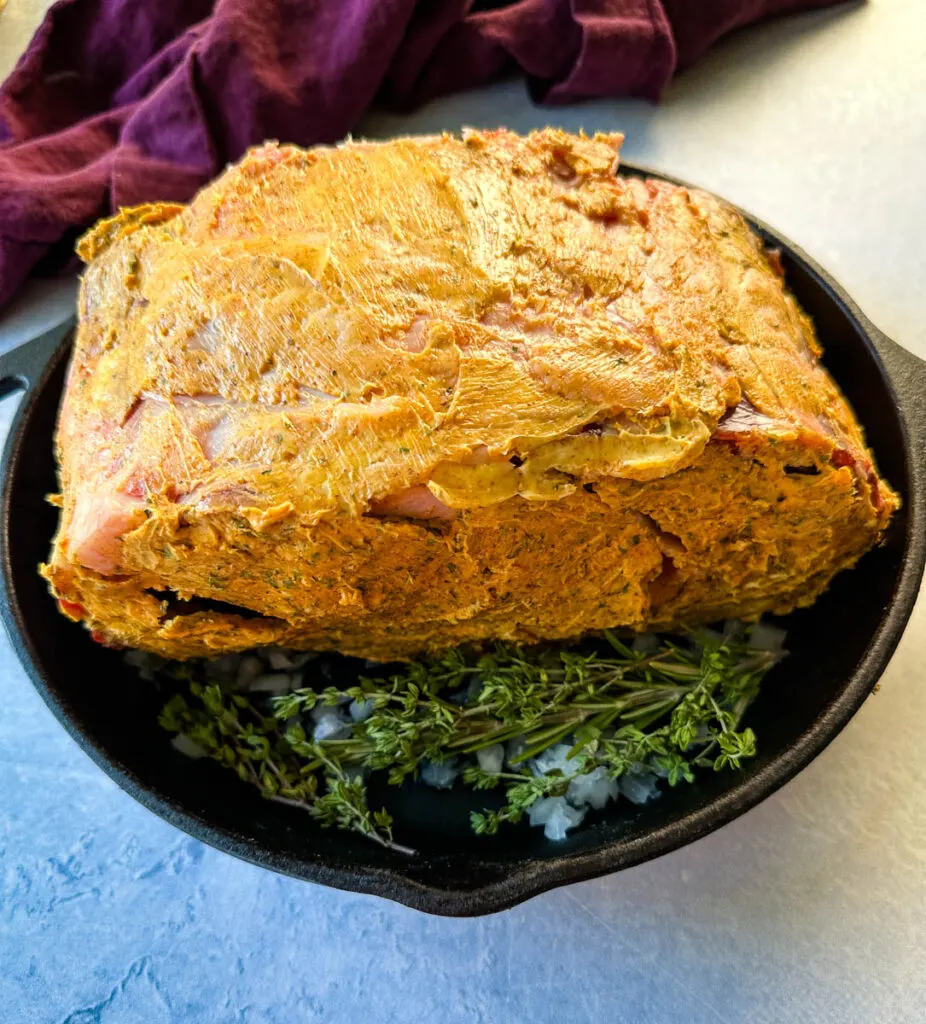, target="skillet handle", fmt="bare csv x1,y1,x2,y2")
0,321,74,399
865,326,926,481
